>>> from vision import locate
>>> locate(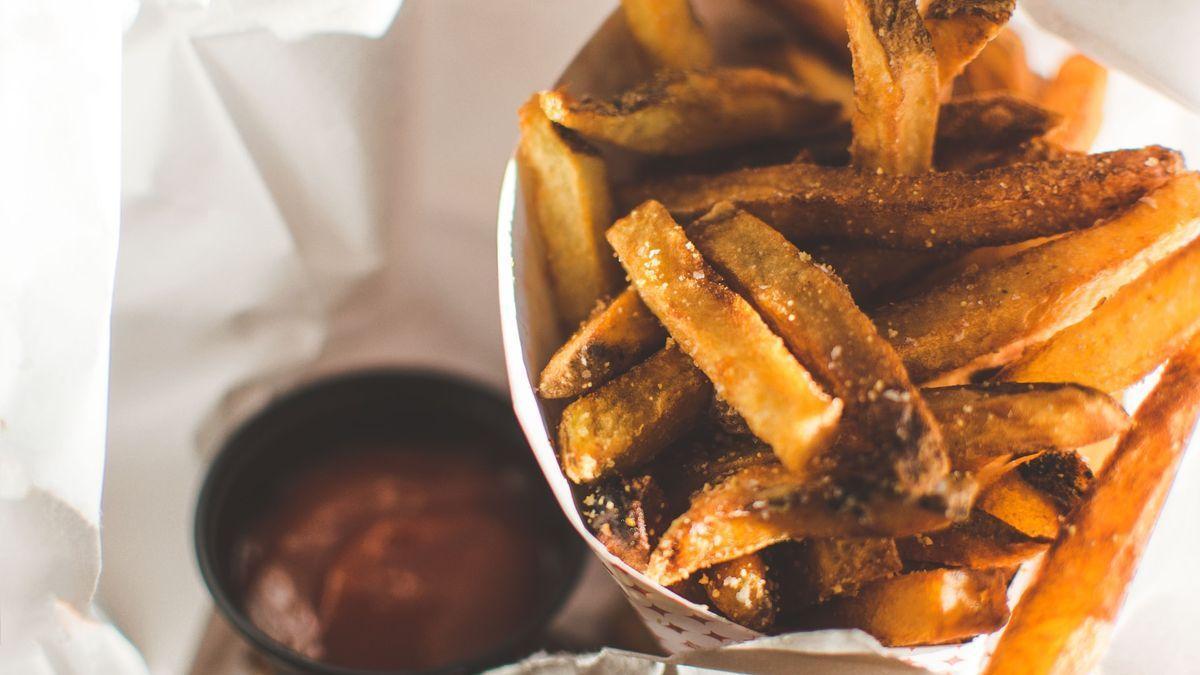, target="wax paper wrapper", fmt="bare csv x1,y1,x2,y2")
498,1,1200,673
